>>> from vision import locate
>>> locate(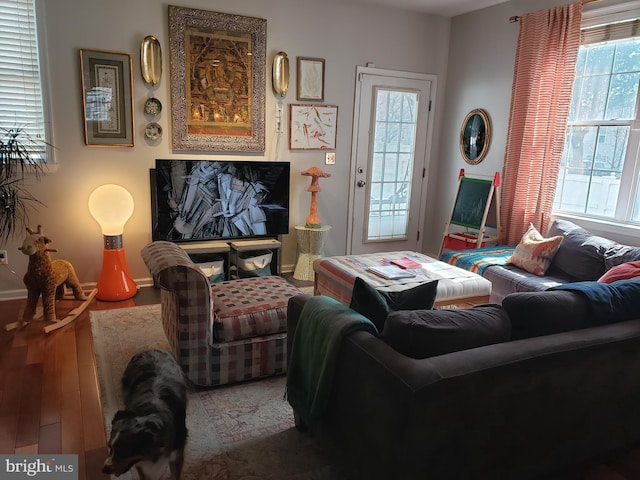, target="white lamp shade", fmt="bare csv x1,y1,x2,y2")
88,184,135,236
